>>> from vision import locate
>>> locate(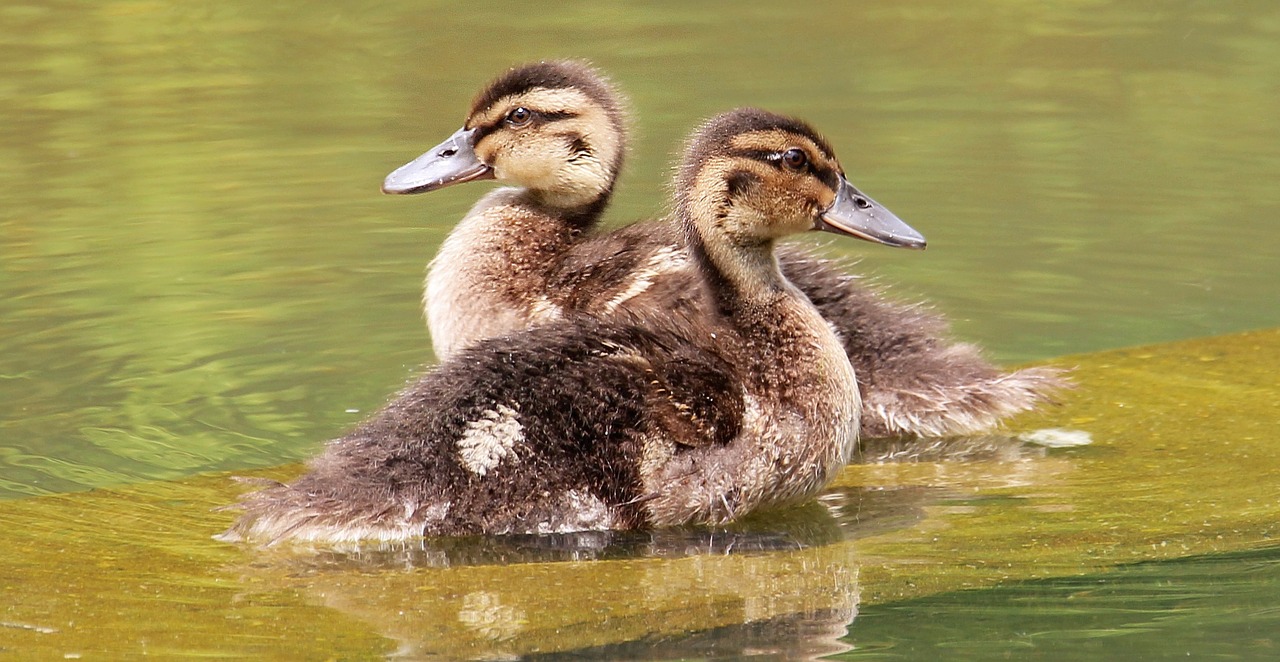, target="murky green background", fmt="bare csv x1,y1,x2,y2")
2,0,1278,658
